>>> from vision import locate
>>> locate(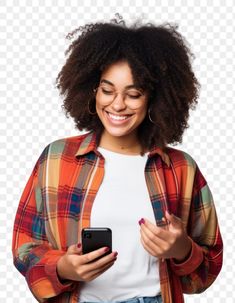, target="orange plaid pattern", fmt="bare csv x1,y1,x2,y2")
12,131,223,302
